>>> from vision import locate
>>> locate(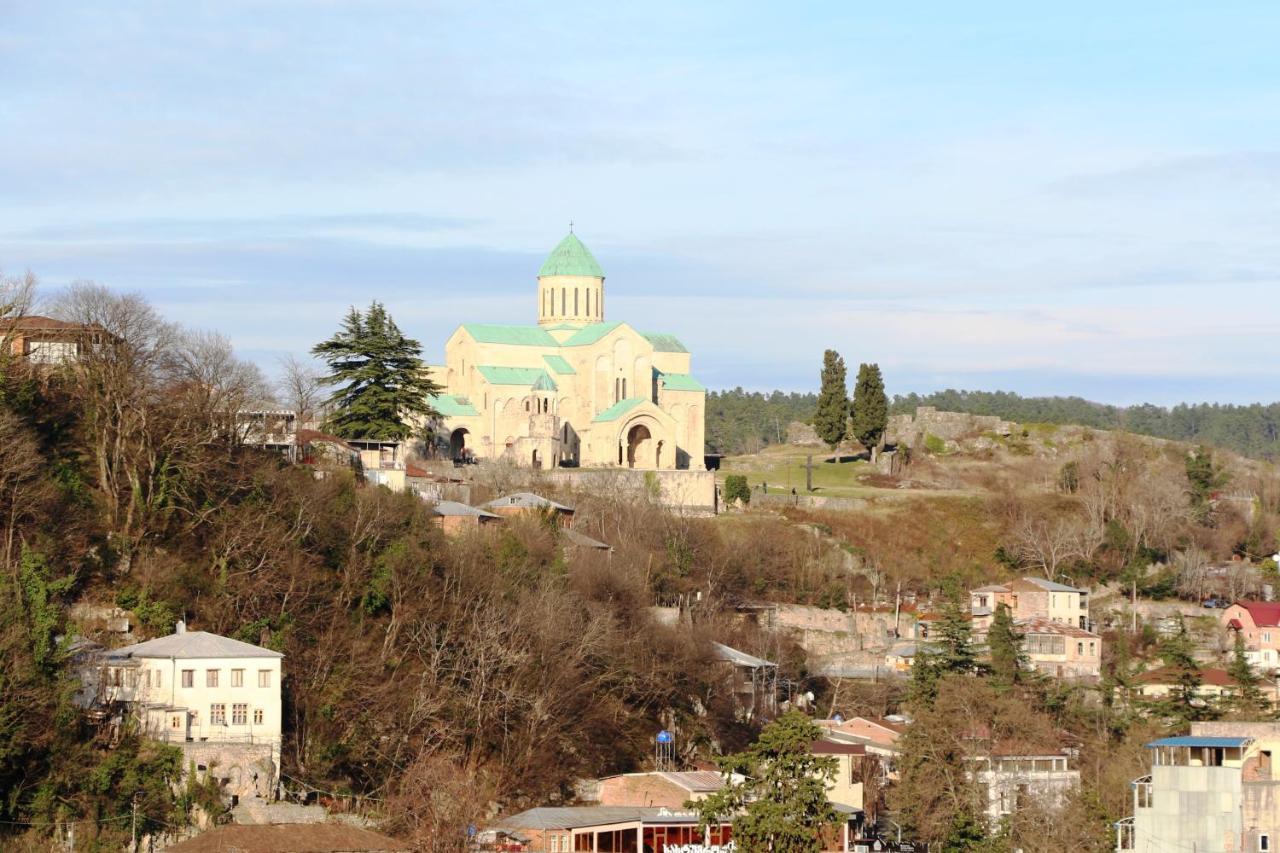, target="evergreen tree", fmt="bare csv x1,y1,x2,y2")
1185,445,1227,522
850,362,888,451
1155,617,1207,723
691,712,838,852
1228,631,1266,713
935,582,980,675
987,602,1026,690
312,302,440,440
813,350,849,451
